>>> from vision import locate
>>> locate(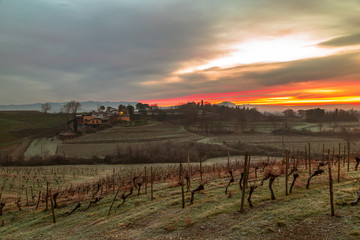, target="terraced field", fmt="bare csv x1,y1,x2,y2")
56,121,203,158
